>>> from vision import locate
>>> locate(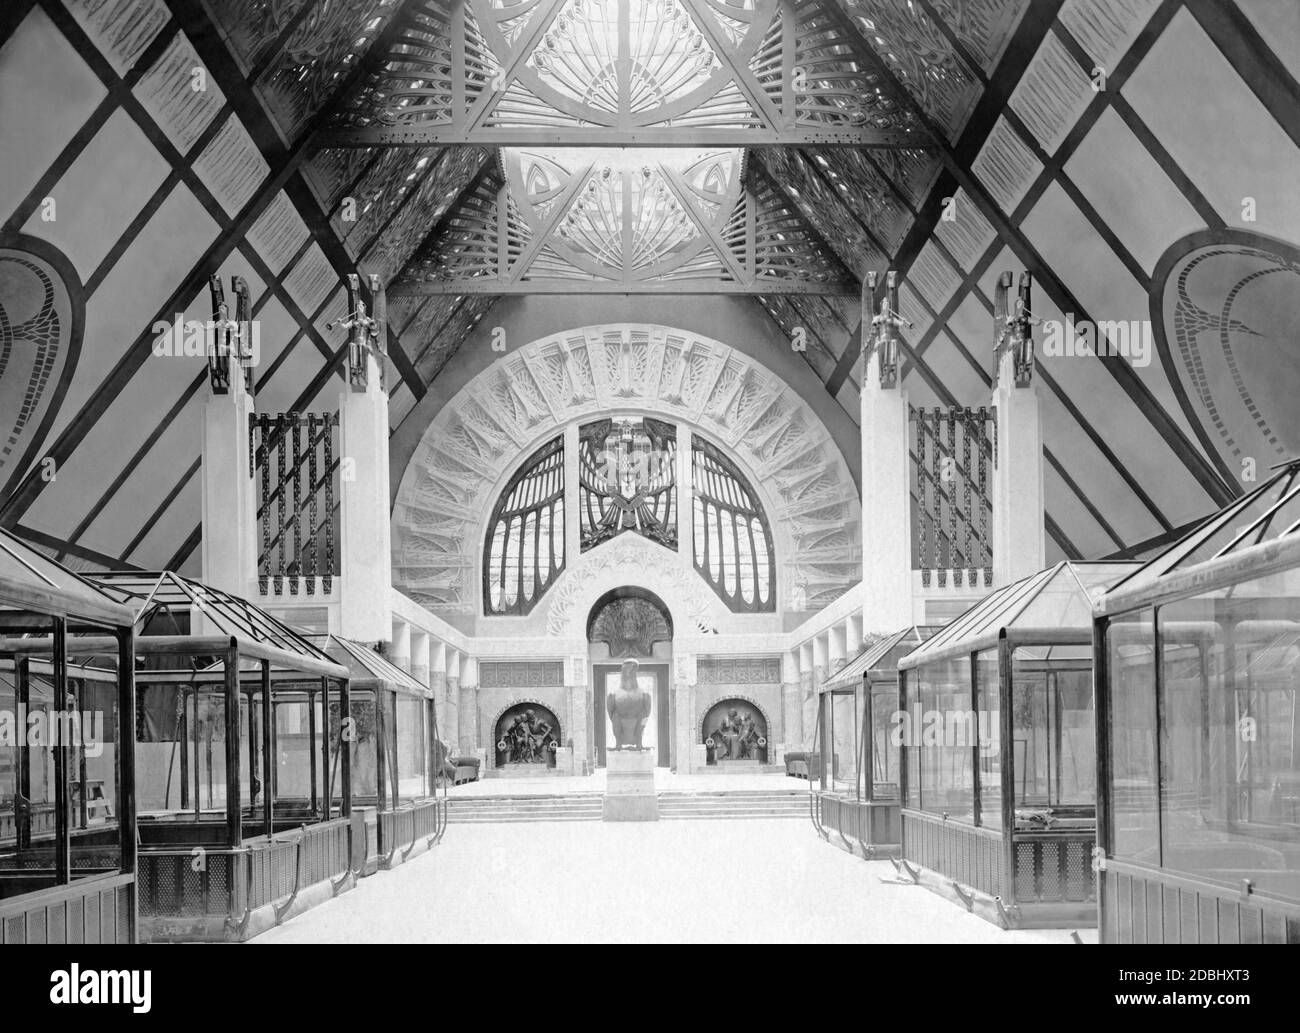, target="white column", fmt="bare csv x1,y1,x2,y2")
829,622,847,672
800,640,817,751
390,618,411,672
564,422,581,566
779,650,800,760
437,644,457,752
411,631,430,686
457,653,477,754
338,347,392,643
200,385,257,600
992,348,1046,585
676,425,693,559
860,326,914,634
